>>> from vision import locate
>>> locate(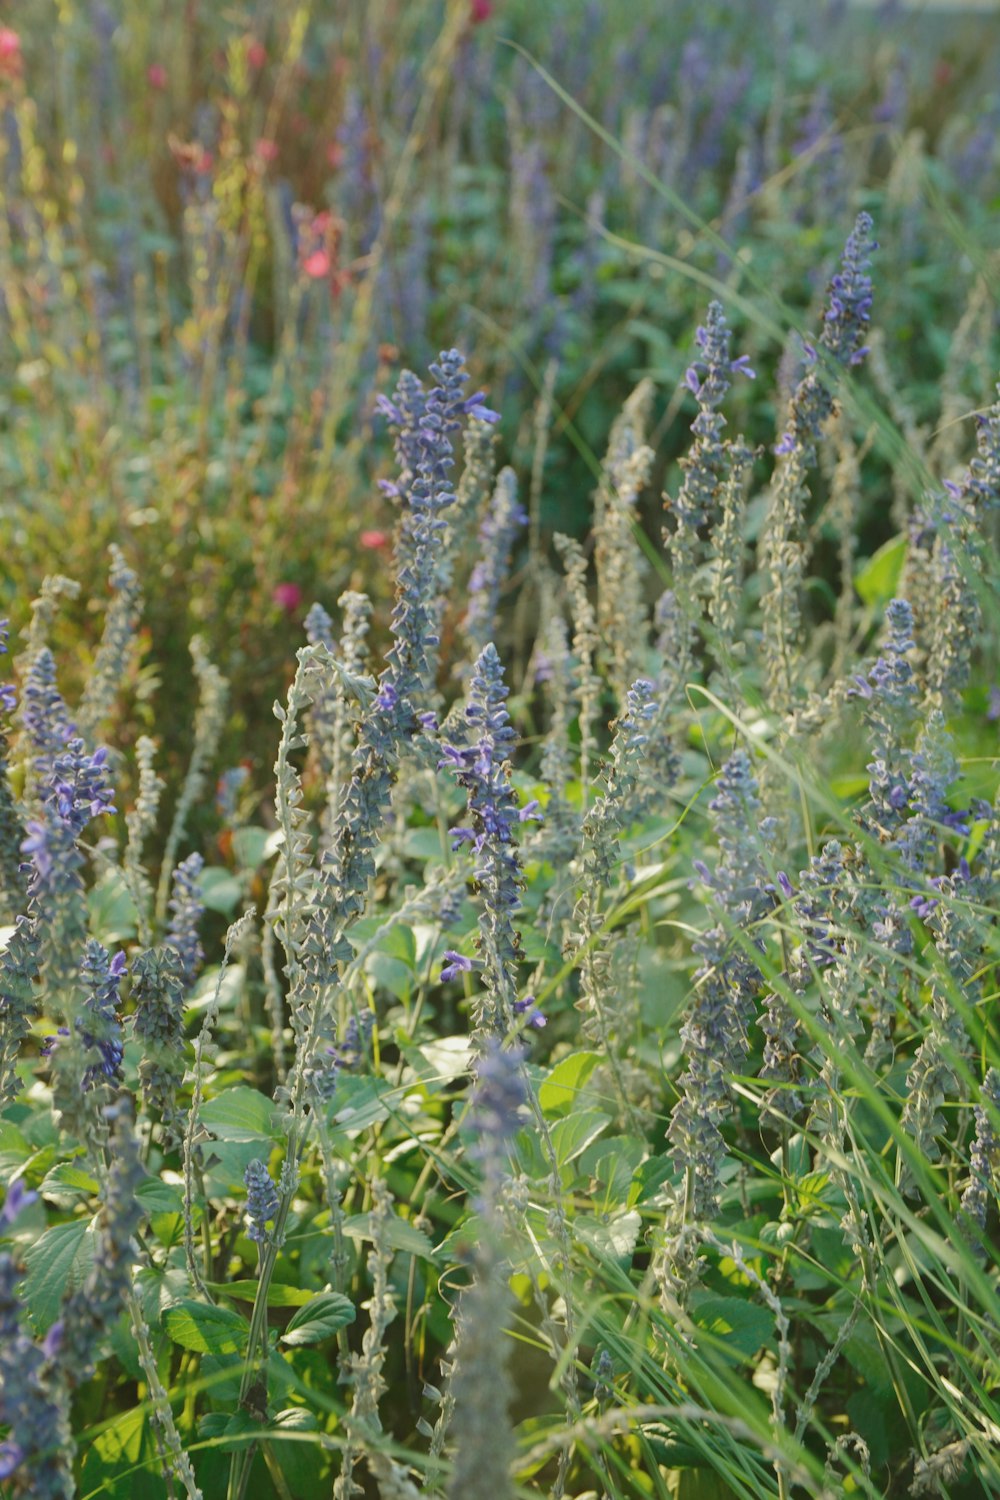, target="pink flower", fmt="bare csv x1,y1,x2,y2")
272,582,303,613
0,28,21,60
247,40,267,71
147,62,167,90
303,249,331,279
470,0,494,22
360,529,389,551
254,138,279,163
